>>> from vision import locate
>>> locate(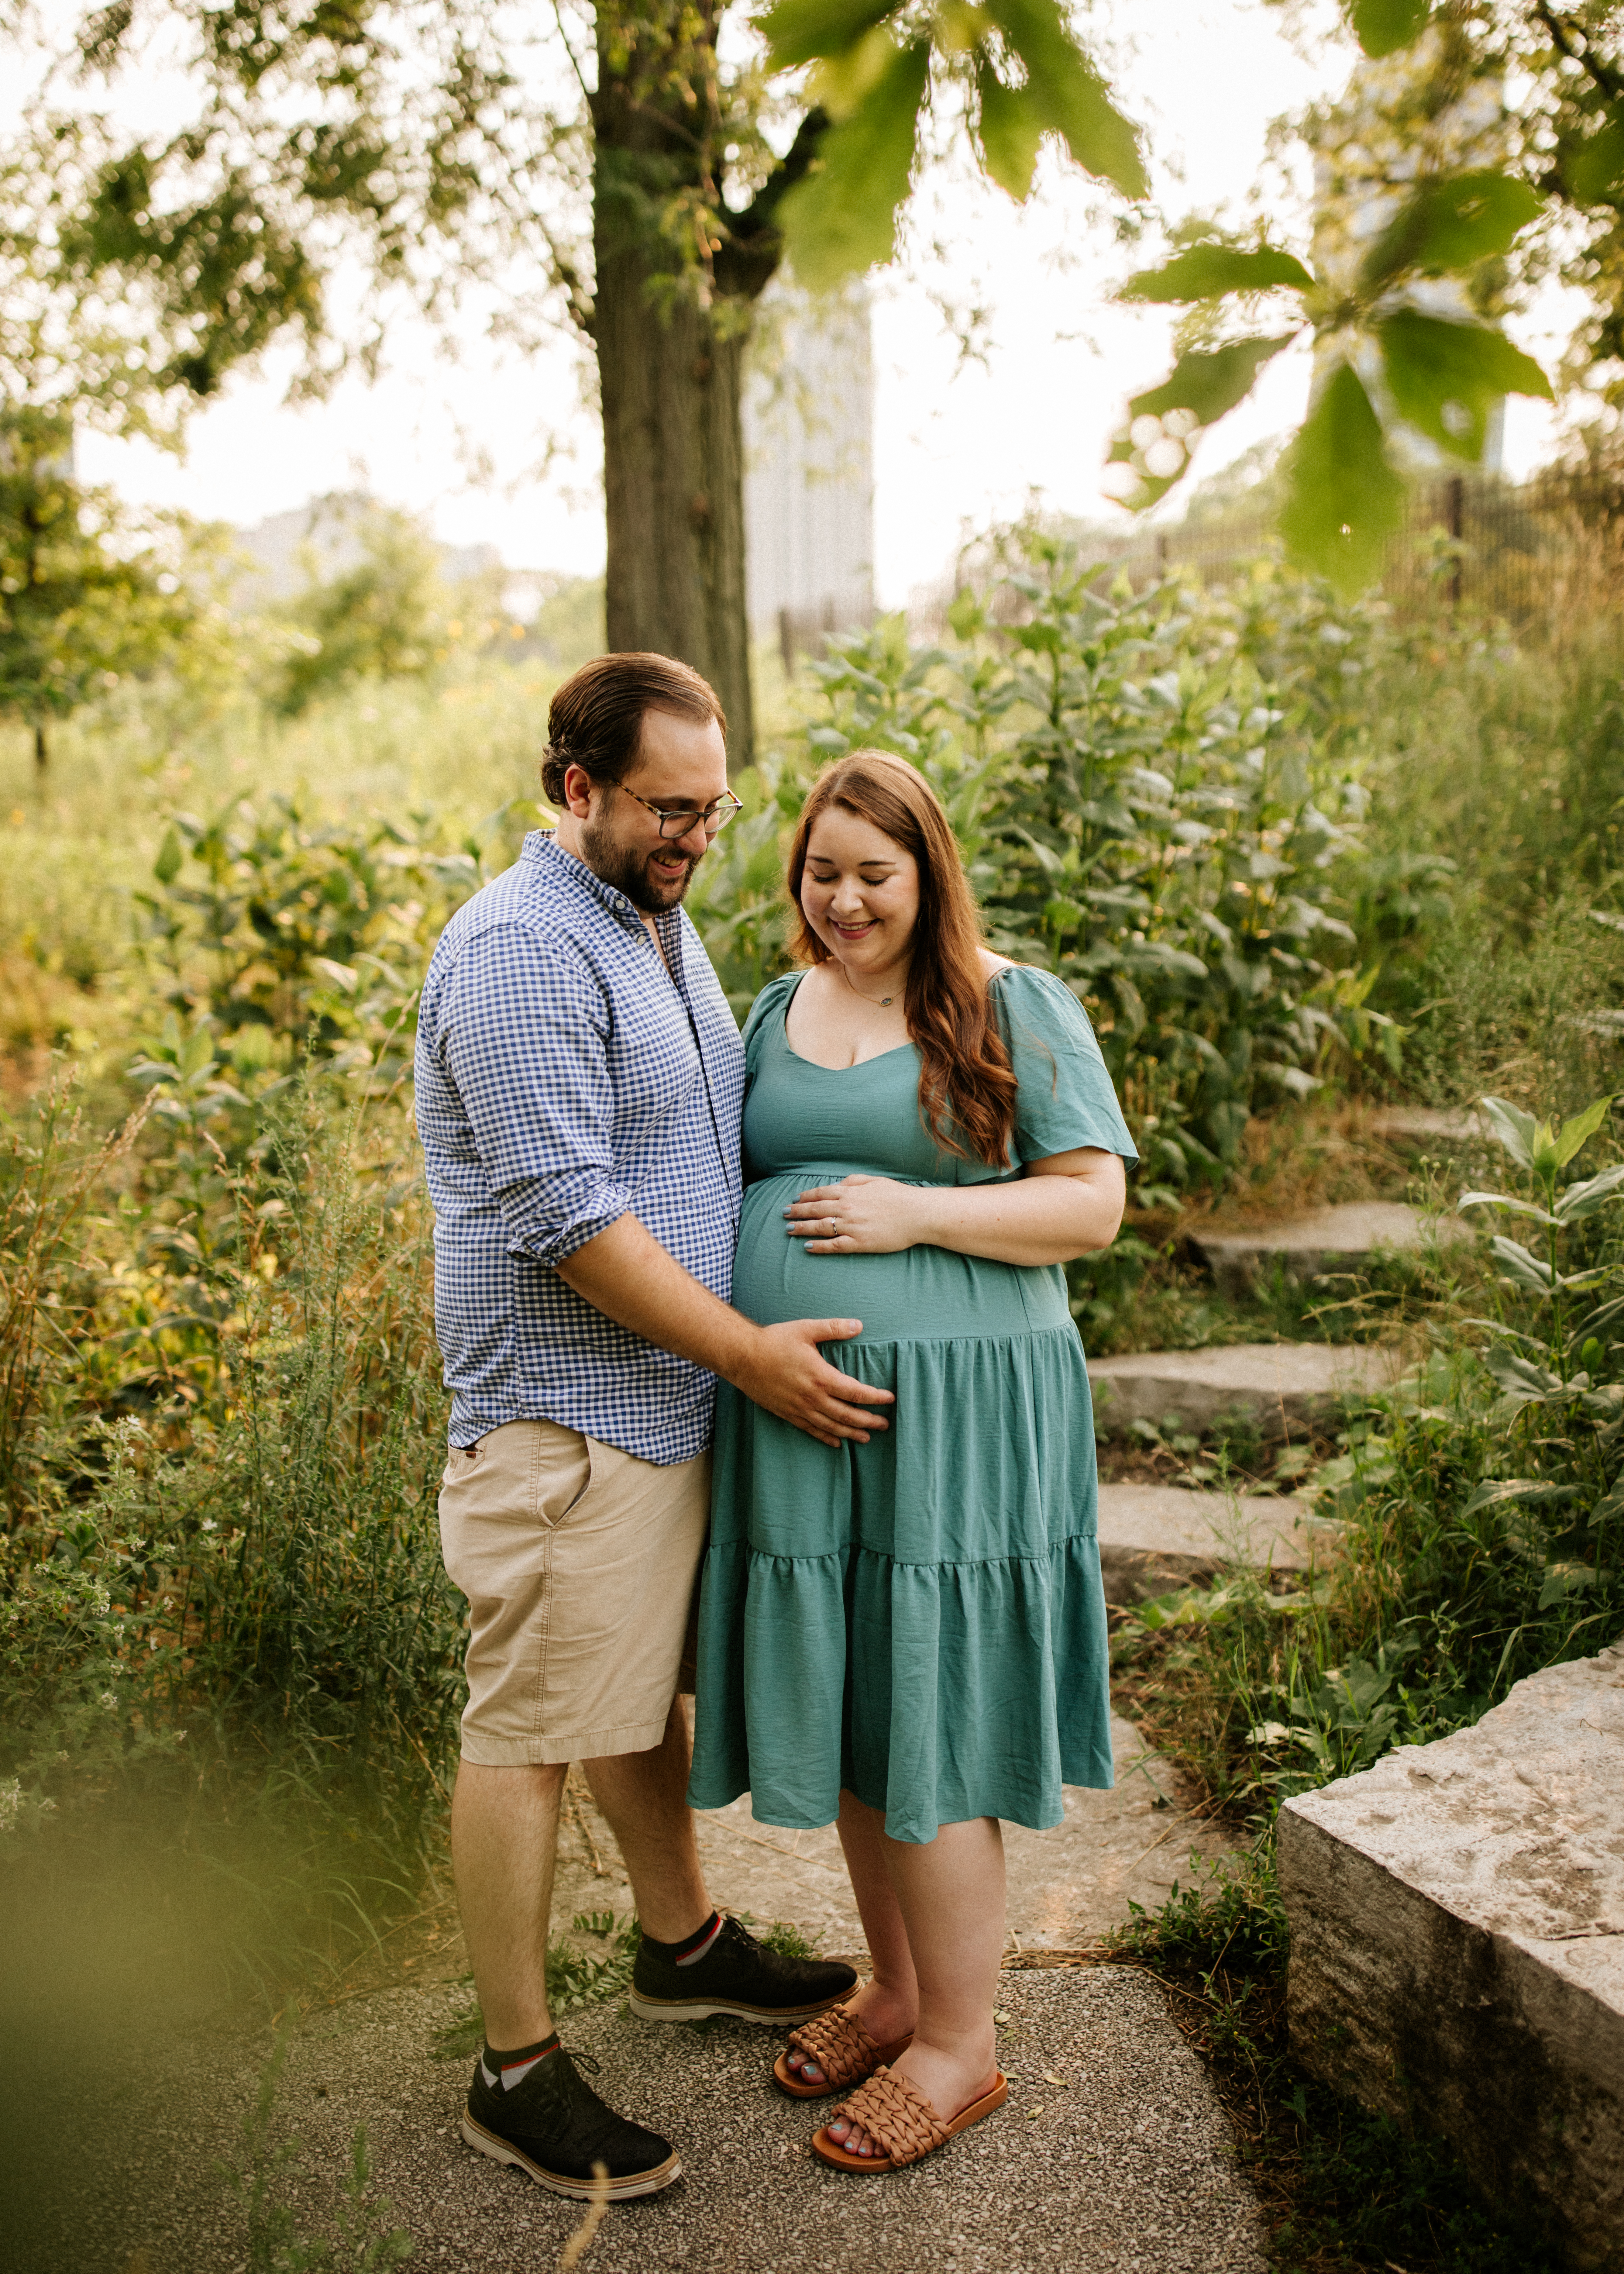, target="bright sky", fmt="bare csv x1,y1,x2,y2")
62,0,1564,604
